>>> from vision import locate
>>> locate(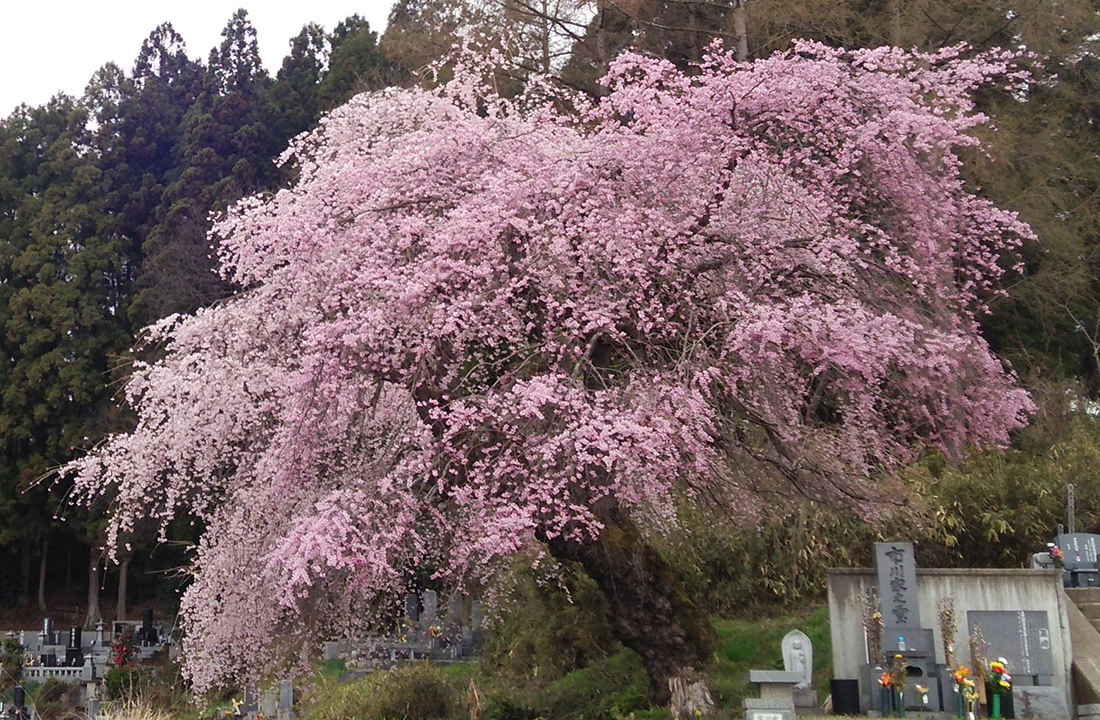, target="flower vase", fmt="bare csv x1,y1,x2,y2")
897,690,905,718
881,686,893,713
991,694,1001,720
956,691,965,719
